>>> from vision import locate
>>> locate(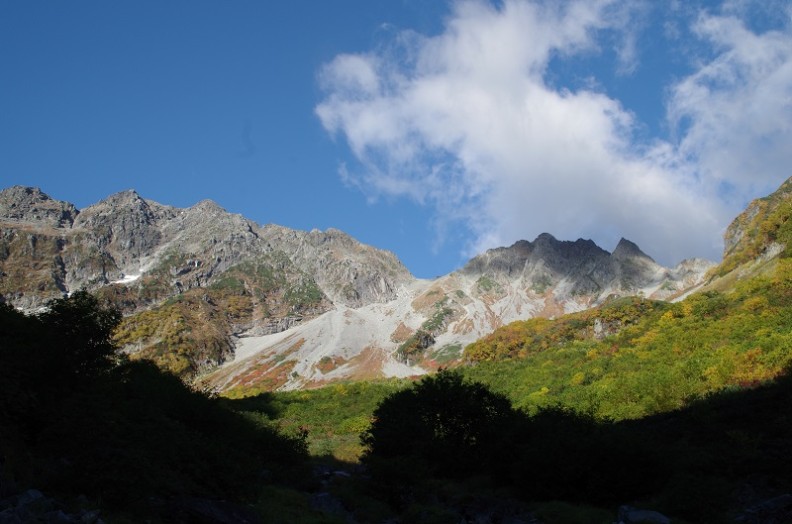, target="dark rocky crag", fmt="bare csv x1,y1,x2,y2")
460,232,709,300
